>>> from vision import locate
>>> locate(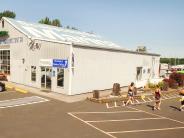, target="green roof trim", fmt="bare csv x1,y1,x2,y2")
177,70,184,74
